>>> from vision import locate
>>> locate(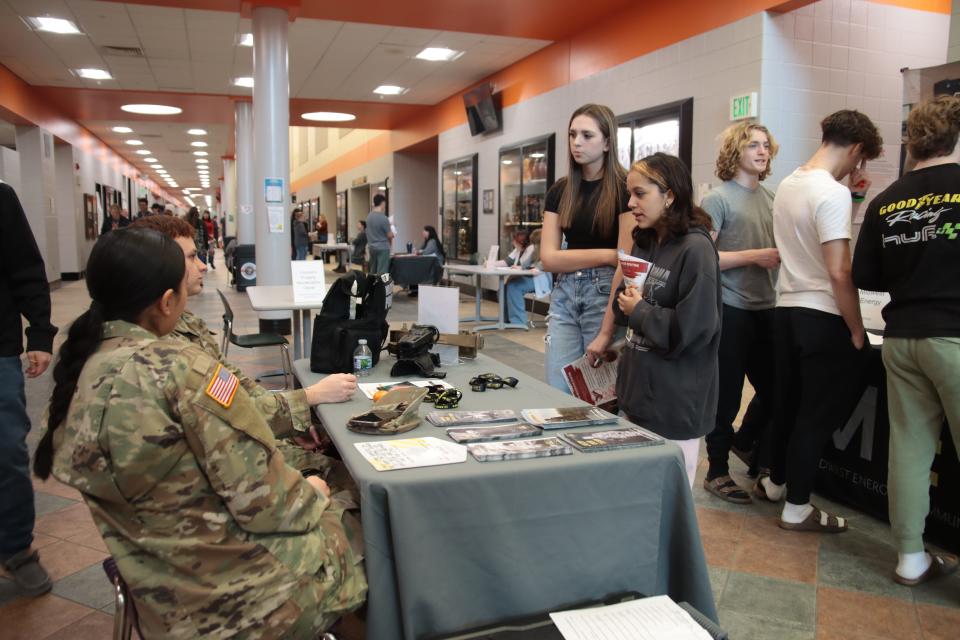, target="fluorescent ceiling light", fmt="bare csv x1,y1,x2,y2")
135,149,152,155
373,85,406,96
121,104,182,115
76,68,111,80
144,157,158,163
150,164,163,169
193,151,208,157
238,33,253,47
125,139,143,146
415,47,462,62
187,128,207,135
501,160,513,165
233,77,254,88
301,111,356,122
190,141,208,147
529,152,545,158
182,189,191,194
27,17,81,35
111,126,132,133
195,158,208,163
